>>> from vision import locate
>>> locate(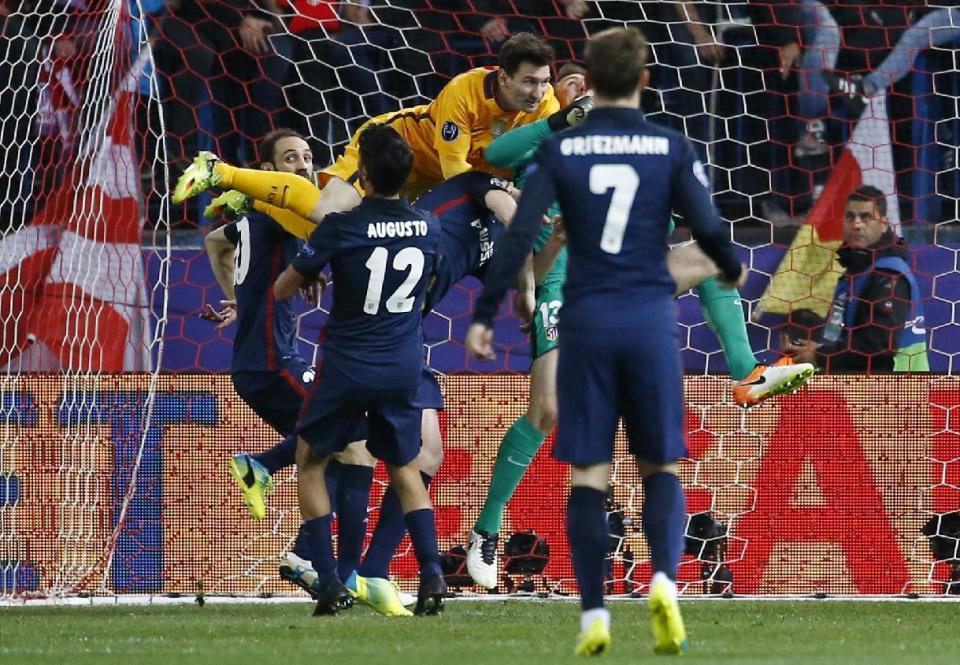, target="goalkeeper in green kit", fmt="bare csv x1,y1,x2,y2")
466,63,814,589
